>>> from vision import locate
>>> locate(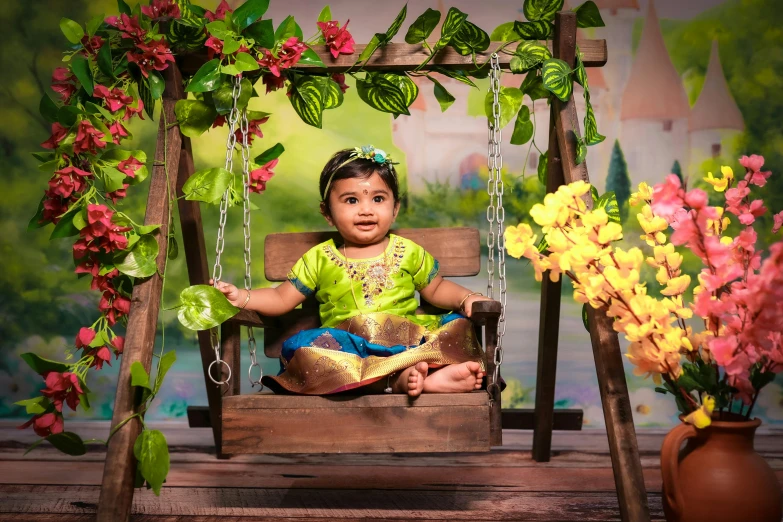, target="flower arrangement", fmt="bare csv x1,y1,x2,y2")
504,156,783,428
